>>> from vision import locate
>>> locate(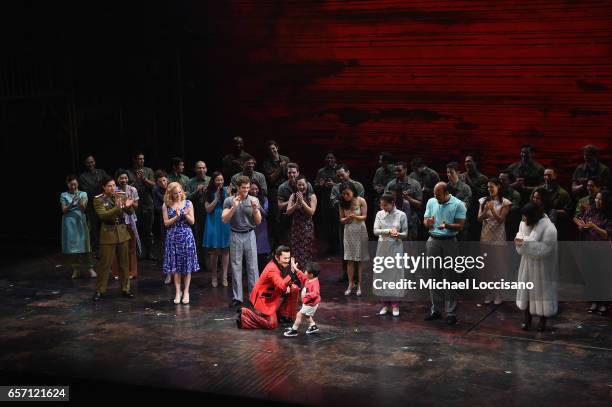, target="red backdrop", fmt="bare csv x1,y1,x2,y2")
206,0,611,187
